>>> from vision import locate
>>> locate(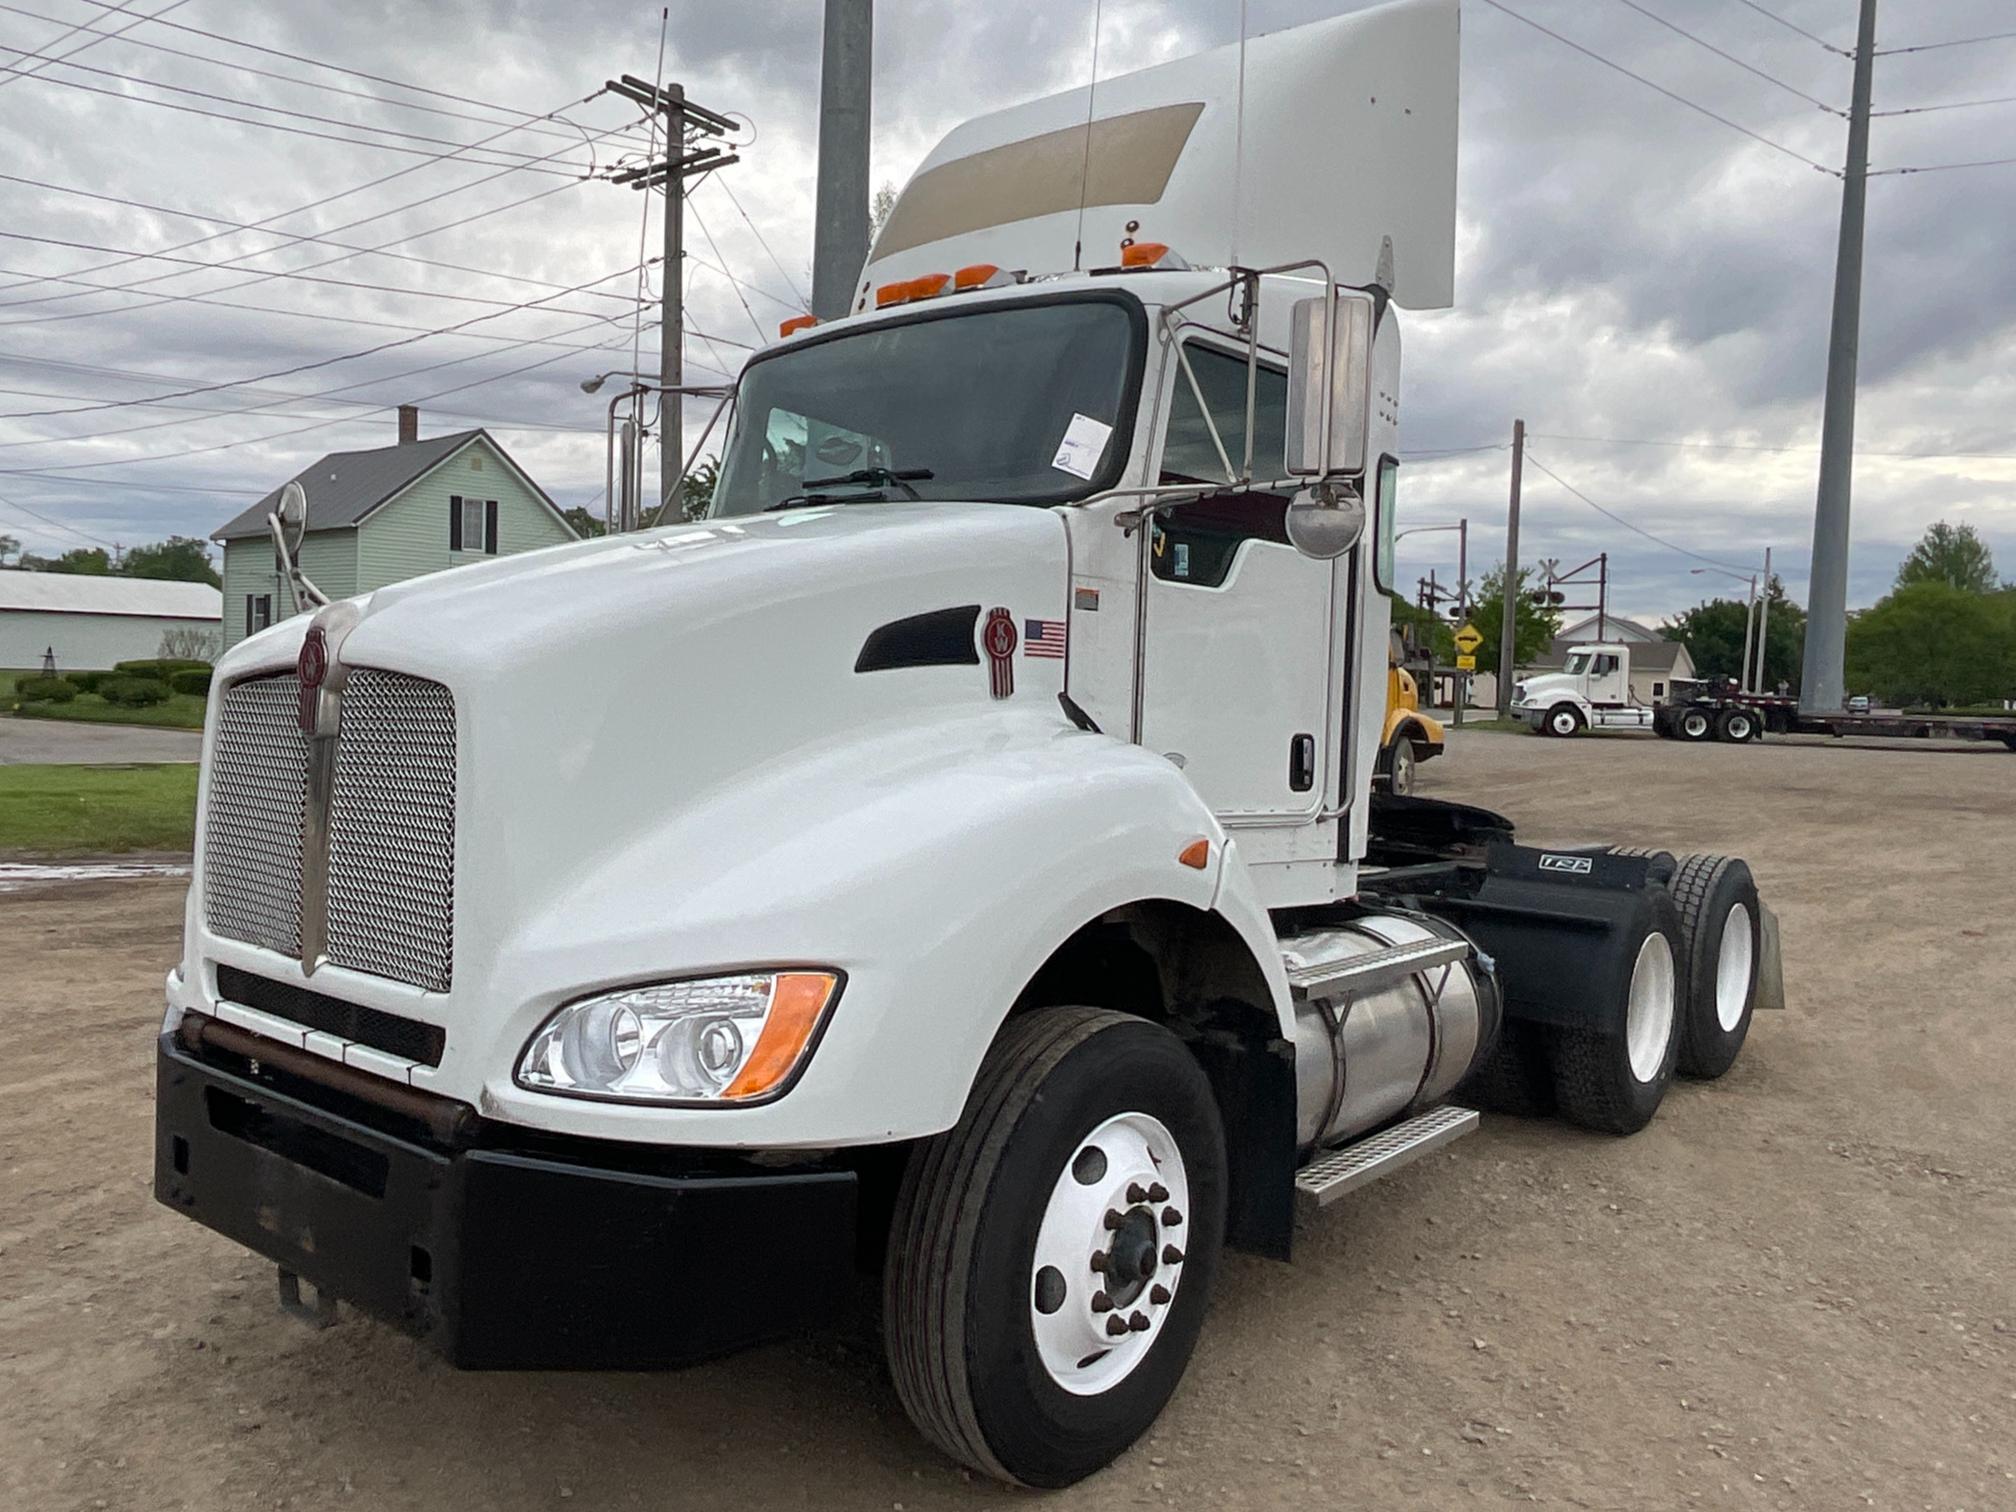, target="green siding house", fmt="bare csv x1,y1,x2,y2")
214,416,576,650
